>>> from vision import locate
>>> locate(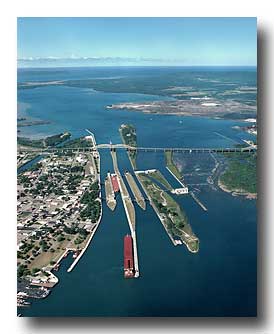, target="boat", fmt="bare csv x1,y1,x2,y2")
105,173,117,211
40,288,51,298
17,291,28,298
124,235,135,279
111,174,120,193
53,263,60,271
63,251,69,258
73,250,80,258
17,298,31,306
